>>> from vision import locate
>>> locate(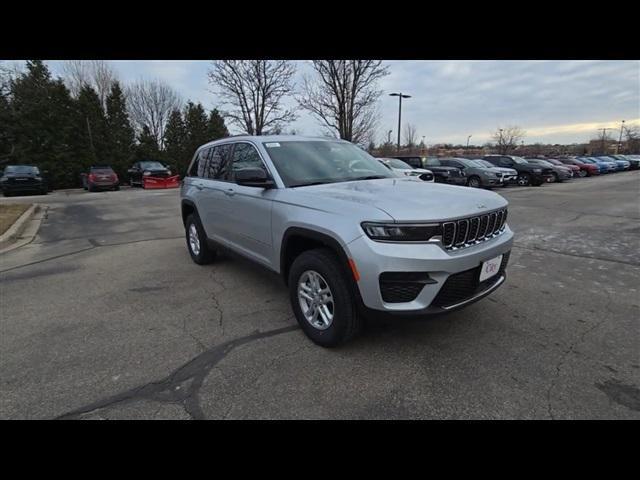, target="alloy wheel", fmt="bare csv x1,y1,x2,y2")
297,270,334,330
